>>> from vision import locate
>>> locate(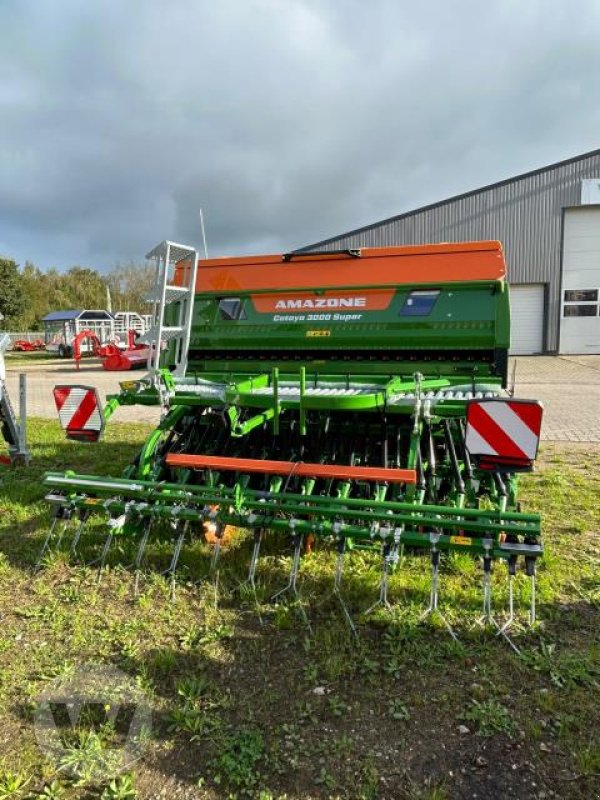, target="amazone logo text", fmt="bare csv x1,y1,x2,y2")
274,297,366,310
